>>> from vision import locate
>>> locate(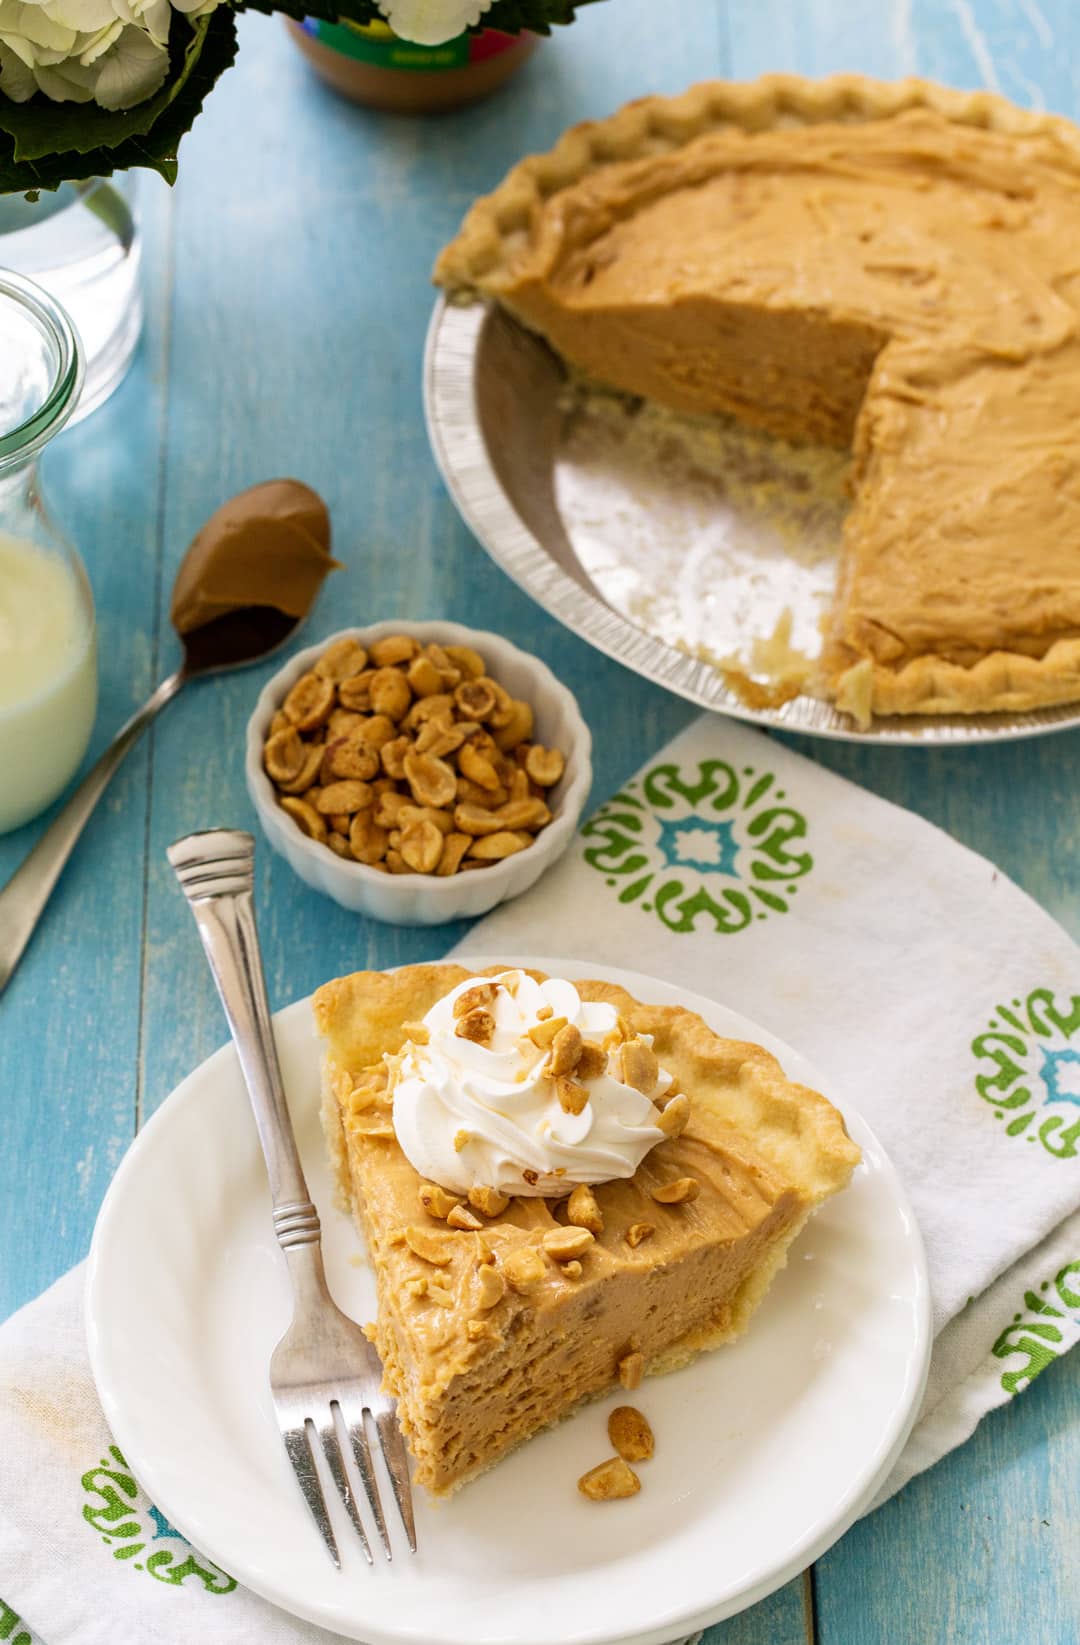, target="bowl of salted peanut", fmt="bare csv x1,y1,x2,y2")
245,622,592,923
